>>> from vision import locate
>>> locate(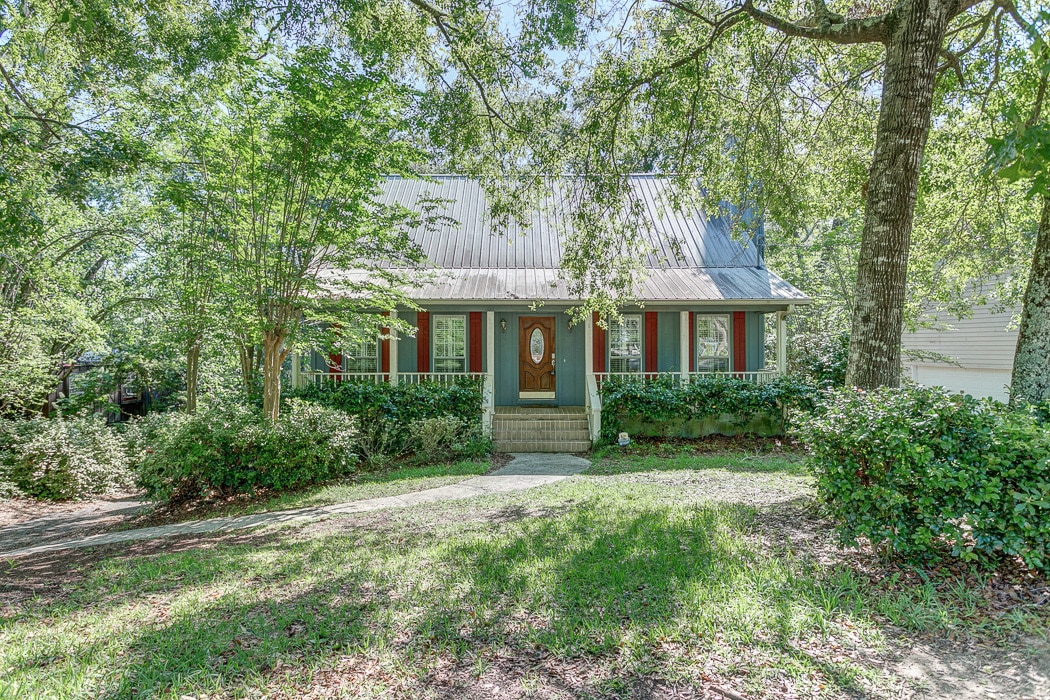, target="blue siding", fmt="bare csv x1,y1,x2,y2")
746,312,766,370
657,312,681,372
398,310,418,371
